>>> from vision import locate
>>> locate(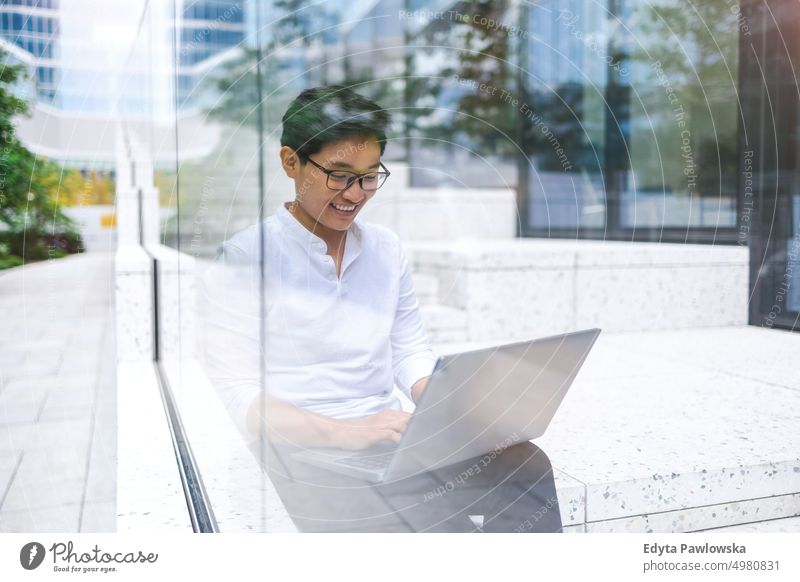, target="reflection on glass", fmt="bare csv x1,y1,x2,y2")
201,84,564,533
523,0,738,236
203,86,433,449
